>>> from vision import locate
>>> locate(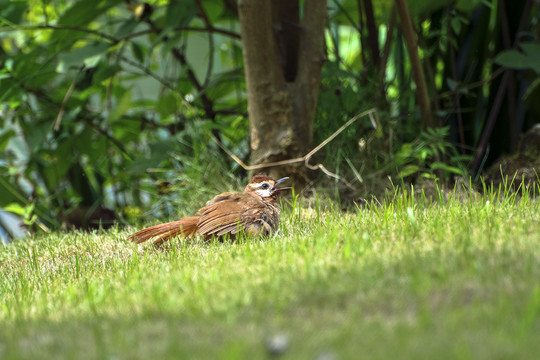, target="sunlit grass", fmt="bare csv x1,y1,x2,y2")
1,184,539,359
